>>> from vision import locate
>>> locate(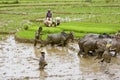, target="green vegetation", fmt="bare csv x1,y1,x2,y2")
16,22,120,40
59,22,120,33
0,0,120,40
16,30,35,39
